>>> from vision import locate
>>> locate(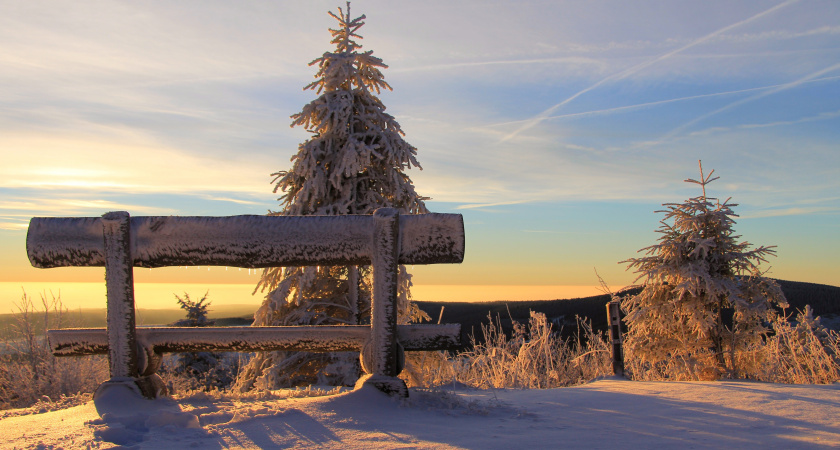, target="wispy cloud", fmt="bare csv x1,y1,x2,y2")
686,108,840,137
643,25,840,49
741,110,840,128
741,206,840,219
0,222,29,231
486,76,840,128
0,199,176,217
0,134,277,198
202,196,263,206
711,25,840,44
498,0,800,142
664,62,840,140
391,56,607,74
521,229,571,234
455,199,536,210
